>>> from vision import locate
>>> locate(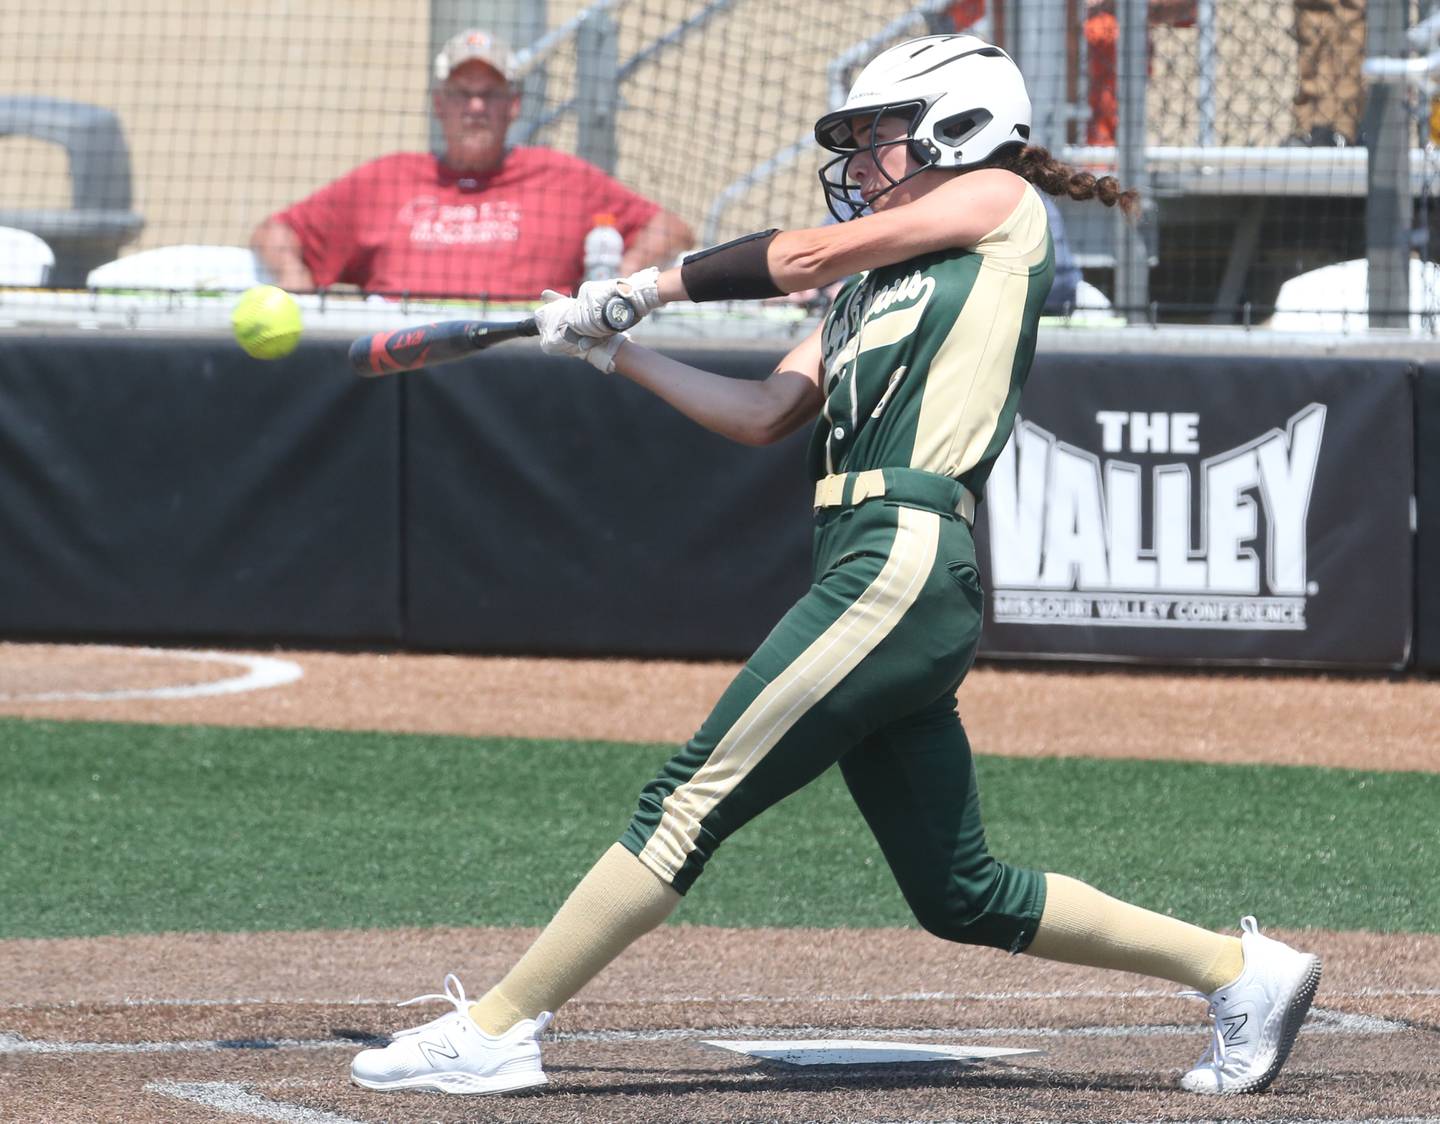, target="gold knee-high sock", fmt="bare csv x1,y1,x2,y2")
469,843,680,1034
1025,873,1244,993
